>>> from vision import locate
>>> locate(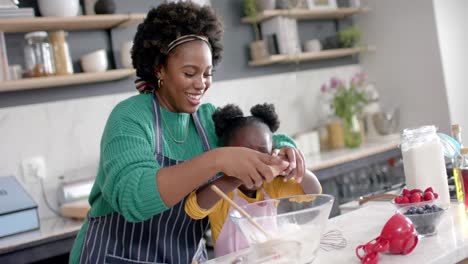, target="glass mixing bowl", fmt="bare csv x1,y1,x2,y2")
229,194,334,263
